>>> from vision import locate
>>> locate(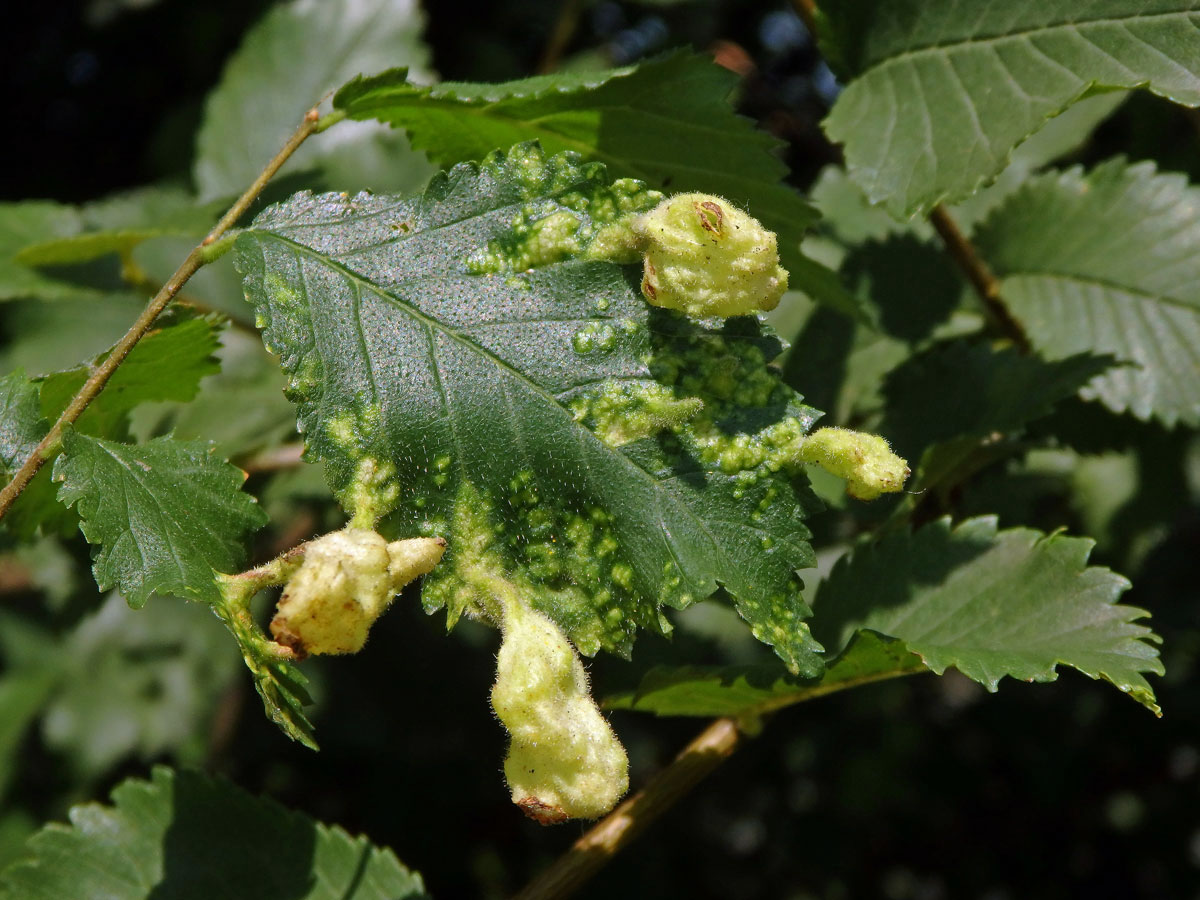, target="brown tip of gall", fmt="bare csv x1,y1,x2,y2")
517,797,570,826
697,200,724,235
434,537,447,547
269,617,309,661
641,260,658,301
